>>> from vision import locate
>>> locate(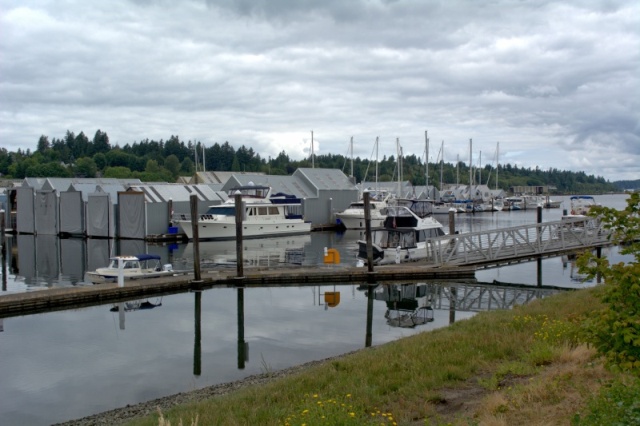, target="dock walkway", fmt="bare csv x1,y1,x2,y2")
0,264,475,318
424,216,611,268
1,217,613,318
